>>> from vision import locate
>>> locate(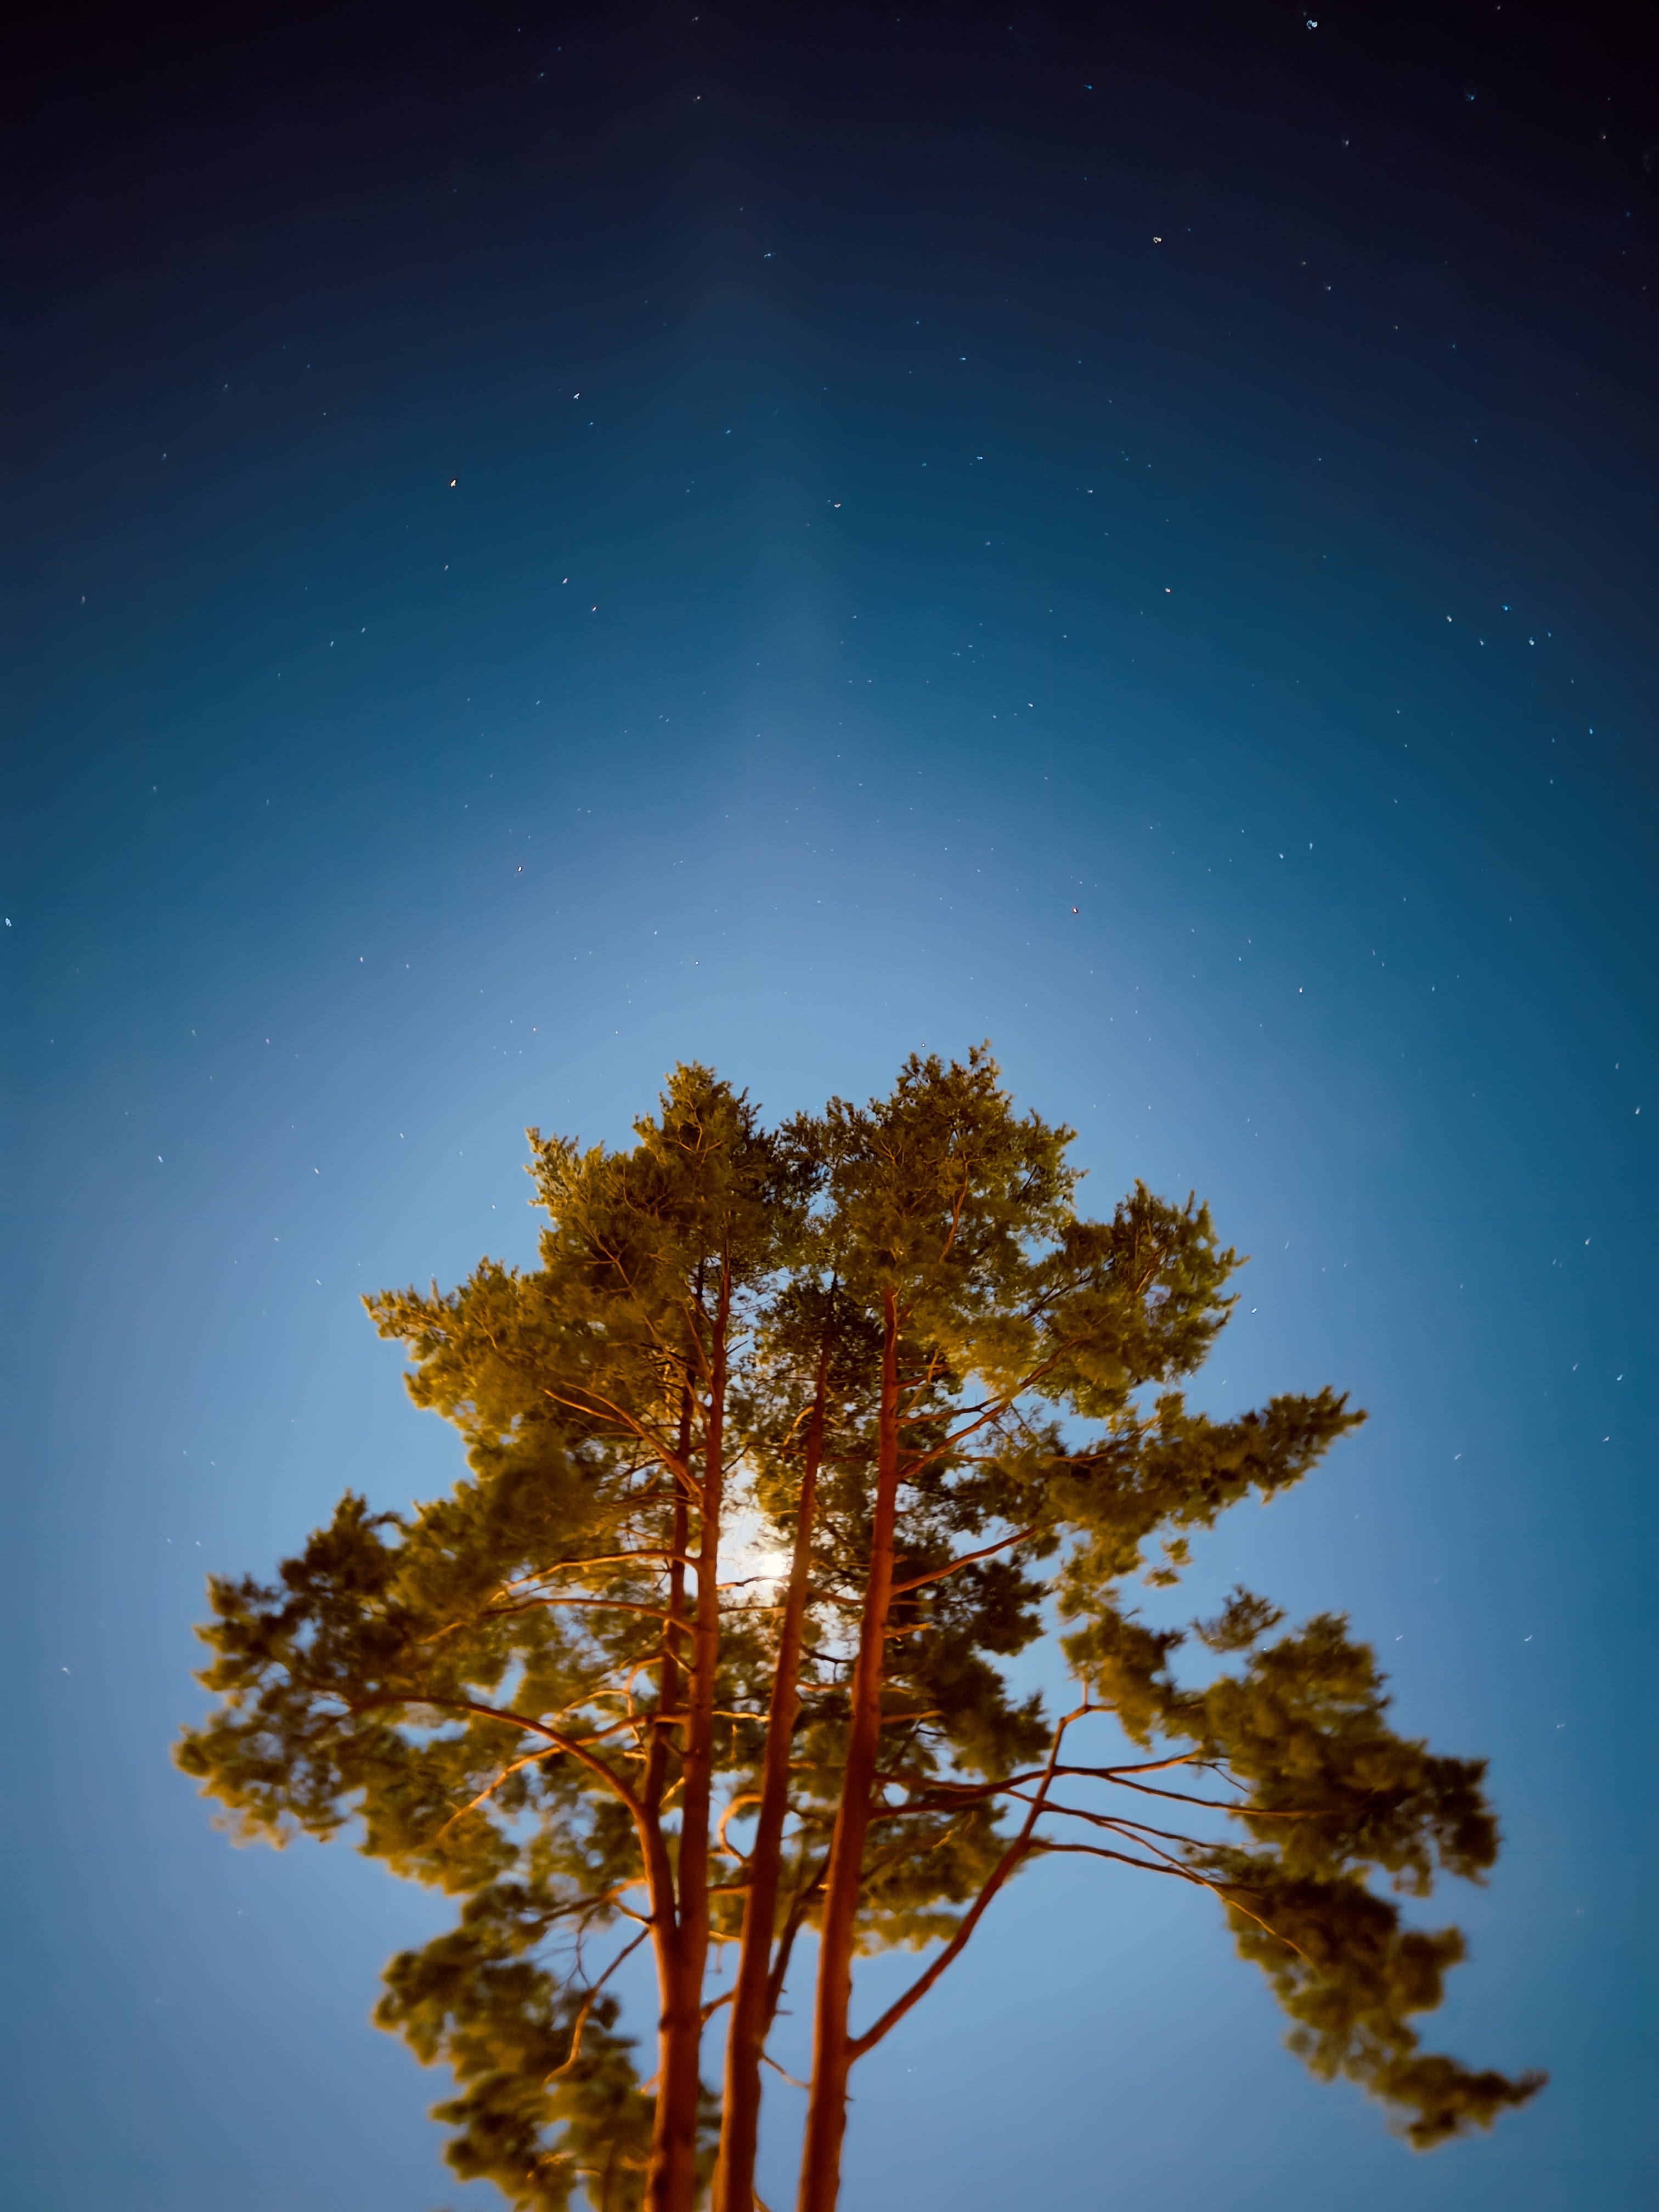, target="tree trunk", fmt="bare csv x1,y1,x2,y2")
797,1290,901,2212
714,1322,832,2212
646,1265,731,2212
647,1949,707,2212
646,1389,693,1815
